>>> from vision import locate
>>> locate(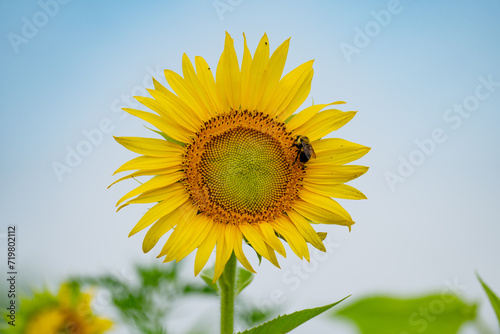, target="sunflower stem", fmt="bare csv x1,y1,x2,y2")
220,253,237,334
